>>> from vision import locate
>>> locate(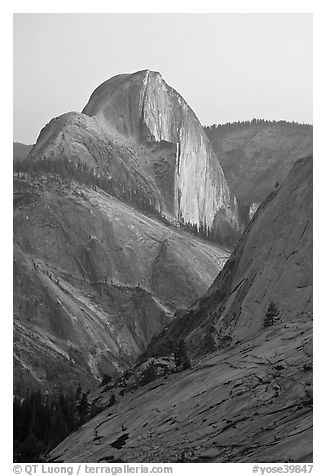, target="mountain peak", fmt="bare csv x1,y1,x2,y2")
82,69,169,134
134,68,161,77
82,70,241,240
28,71,242,244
